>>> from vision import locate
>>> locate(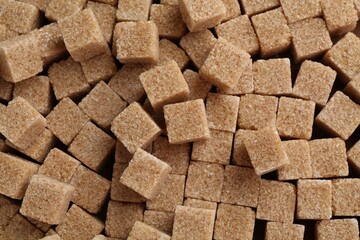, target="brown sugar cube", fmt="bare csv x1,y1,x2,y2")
292,60,337,107
0,193,20,228
240,0,279,16
120,148,171,199
289,18,332,63
105,201,144,239
116,0,152,21
179,29,217,69
128,221,171,240
0,77,13,101
278,140,312,181
144,210,174,236
280,0,322,23
297,179,332,220
265,222,305,240
13,76,53,115
115,21,159,64
0,35,43,83
0,23,19,42
323,32,360,83
17,0,51,12
221,0,241,22
27,217,51,233
45,0,86,22
214,203,255,240
2,214,44,240
276,97,316,139
140,60,190,111
150,4,187,40
185,161,224,202
344,74,360,103
158,39,190,70
164,99,210,144
232,129,253,167
56,204,104,240
152,136,190,175
332,178,360,216
46,97,90,145
48,57,91,101
243,128,289,176
20,175,74,224
257,180,296,223
348,140,360,172
251,8,291,57
161,0,178,5
253,58,292,96
321,0,358,36
0,152,39,199
70,165,111,214
183,198,217,210
183,69,212,100
1,97,46,150
114,140,132,163
316,91,360,140
178,0,225,32
316,218,359,240
192,129,233,165
200,38,250,90
221,166,260,208
59,9,108,62
111,102,162,154
79,81,127,129
38,148,80,183
215,15,259,55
